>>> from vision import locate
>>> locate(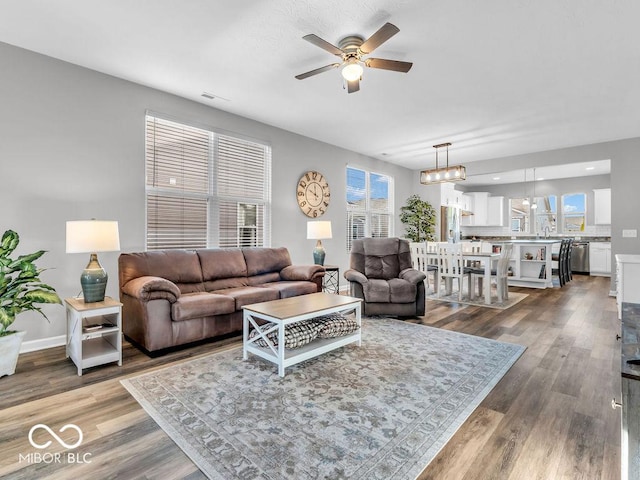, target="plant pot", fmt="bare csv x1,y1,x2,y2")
0,331,26,377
